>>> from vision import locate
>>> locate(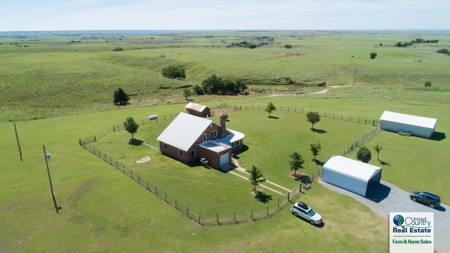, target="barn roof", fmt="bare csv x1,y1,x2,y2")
157,112,213,151
323,156,381,182
185,102,208,112
380,111,437,129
